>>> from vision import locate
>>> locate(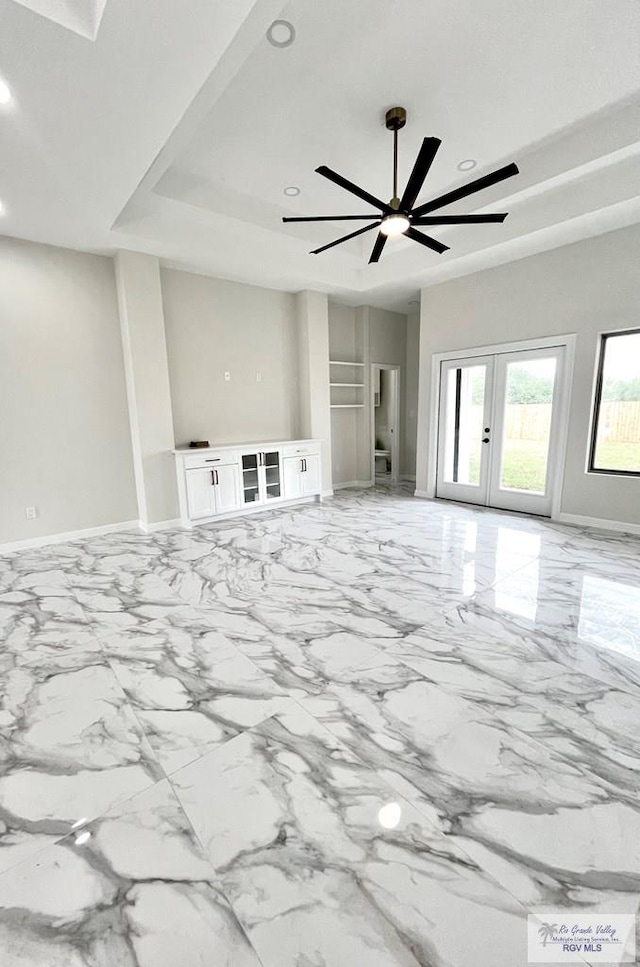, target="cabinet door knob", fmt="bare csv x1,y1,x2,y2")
482,438,490,444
